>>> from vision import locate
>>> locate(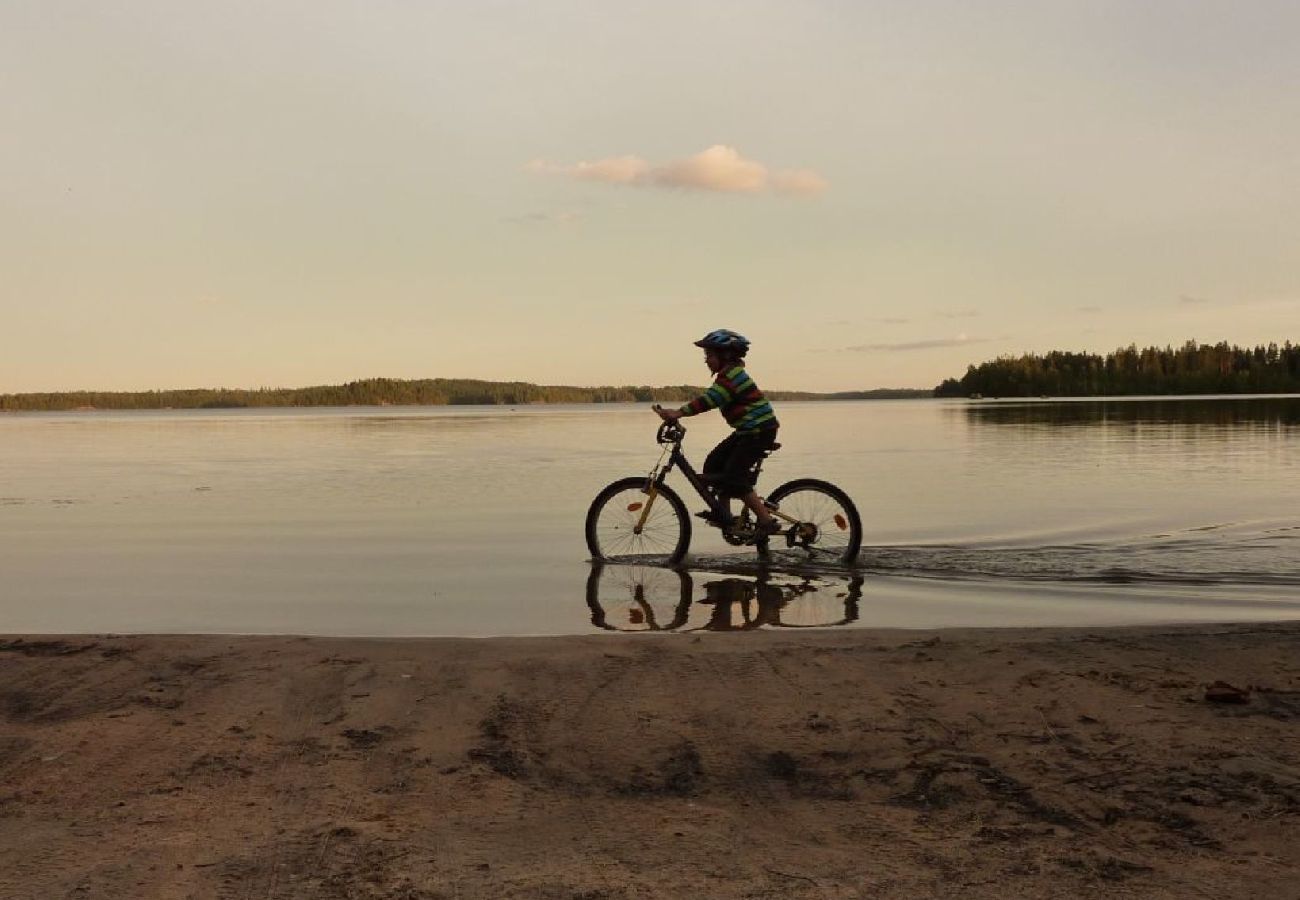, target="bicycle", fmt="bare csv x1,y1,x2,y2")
584,411,862,564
